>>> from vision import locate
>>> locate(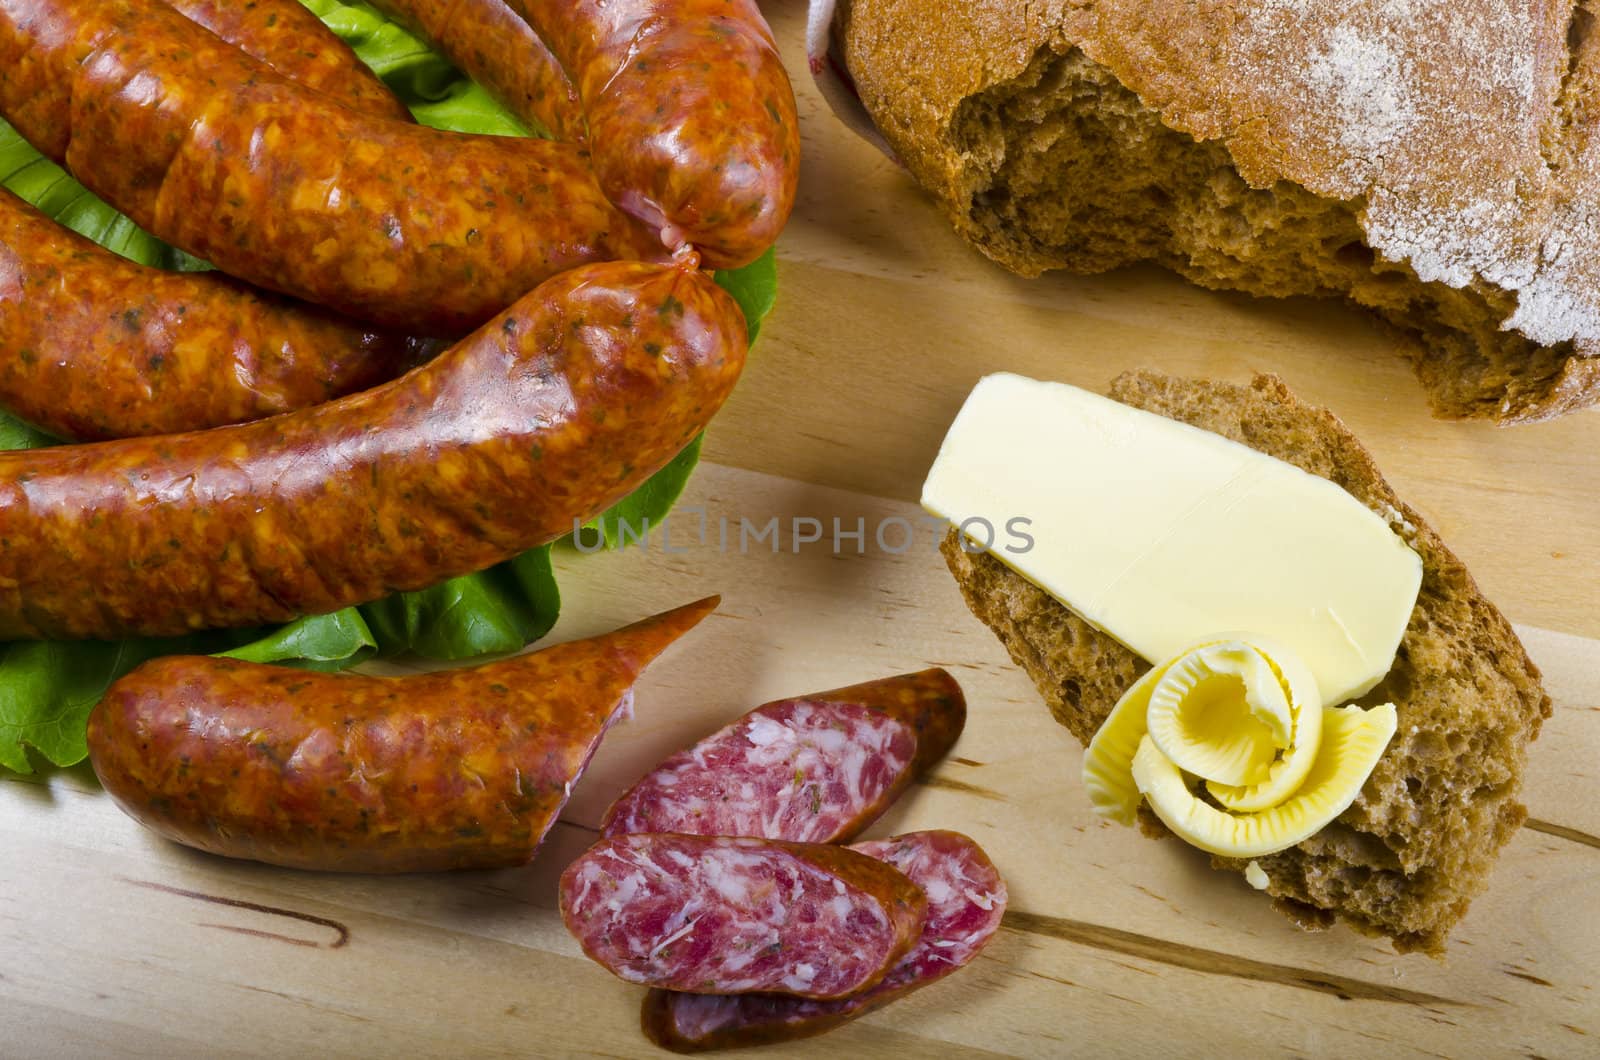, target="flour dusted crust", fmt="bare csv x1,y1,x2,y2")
838,0,1600,420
